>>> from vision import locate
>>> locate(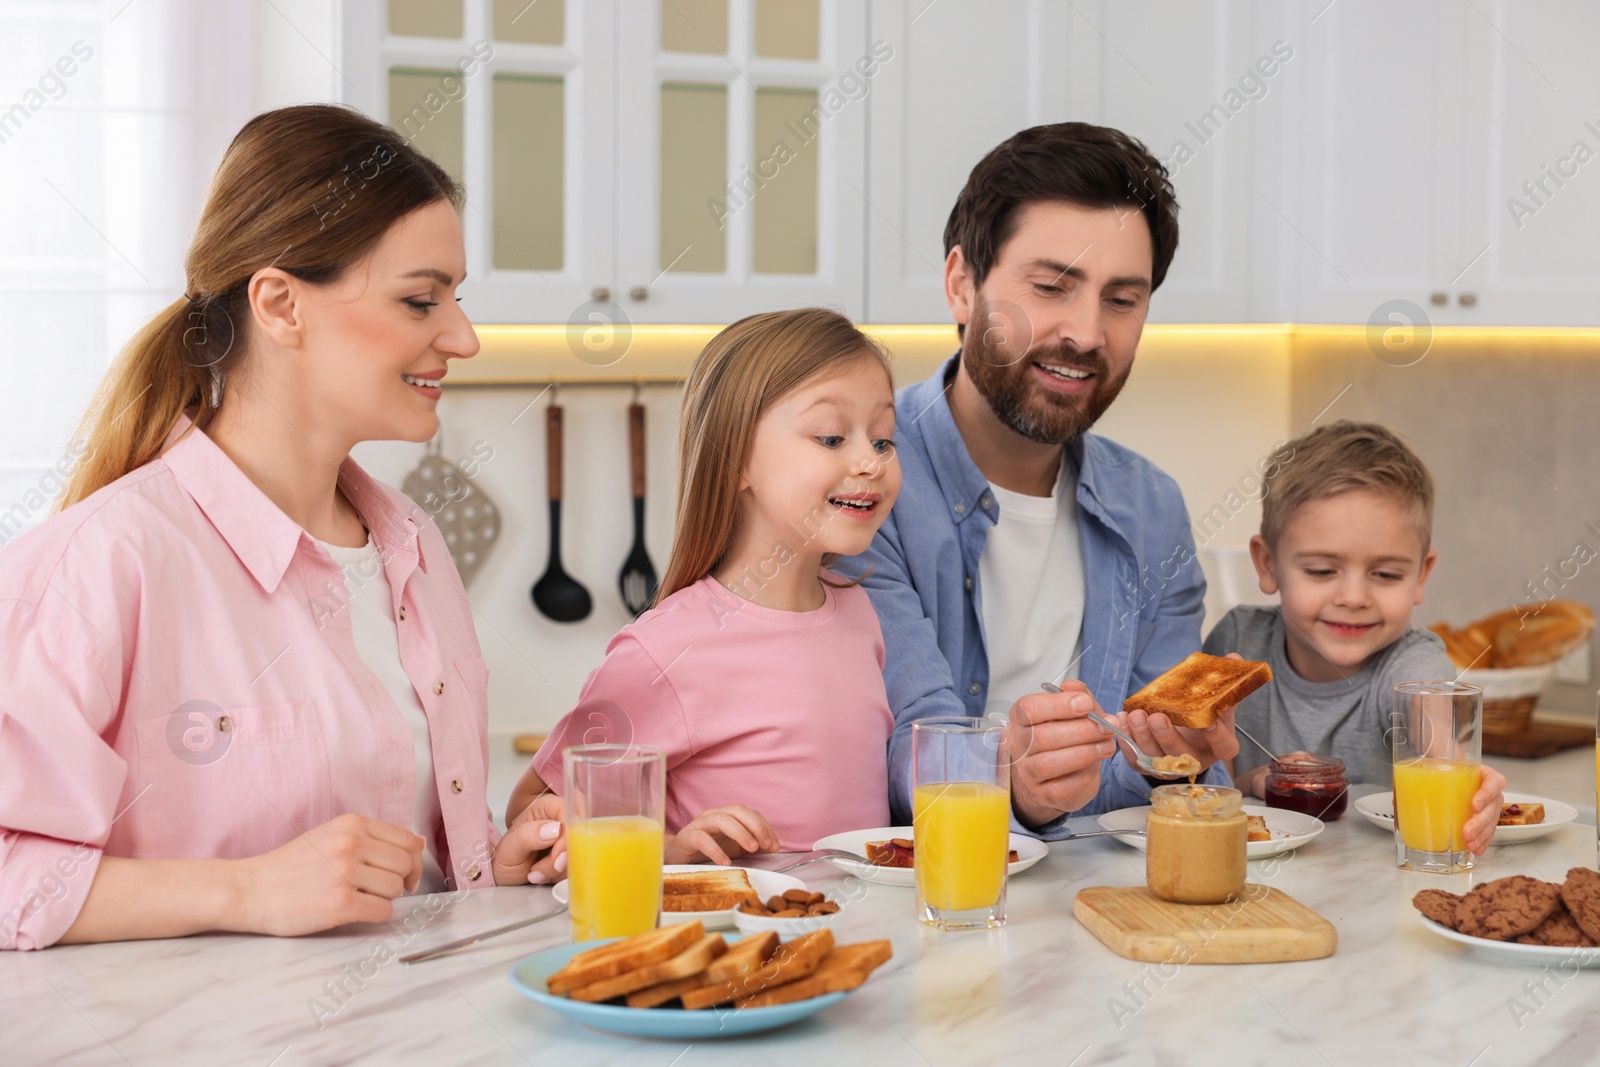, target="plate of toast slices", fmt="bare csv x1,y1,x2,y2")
1096,803,1324,858
809,827,1049,887
510,920,894,1038
1412,869,1600,967
1354,791,1577,844
552,865,808,930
